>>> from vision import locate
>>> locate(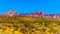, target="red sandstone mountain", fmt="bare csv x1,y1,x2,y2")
2,10,60,18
